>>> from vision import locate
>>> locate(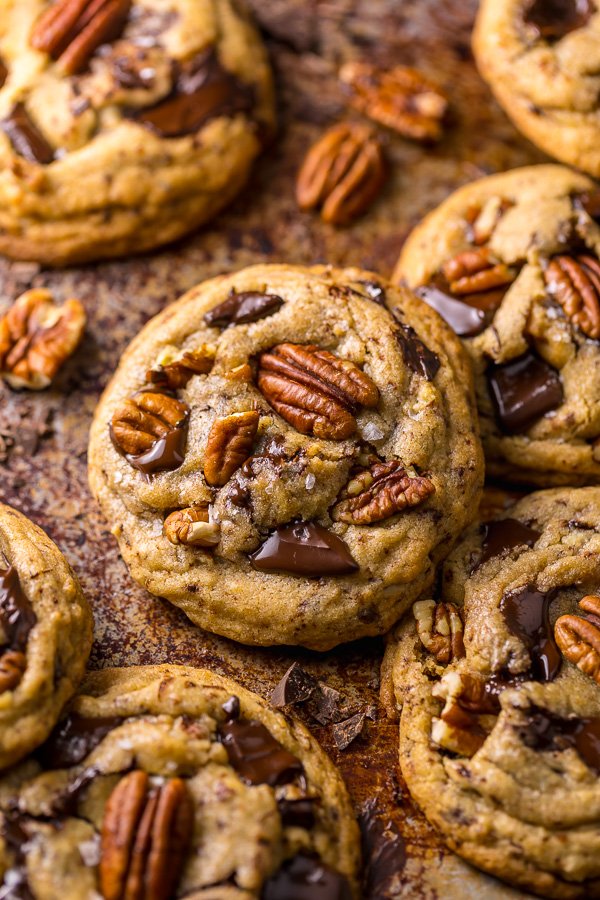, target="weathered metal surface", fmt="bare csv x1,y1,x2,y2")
0,1,544,896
